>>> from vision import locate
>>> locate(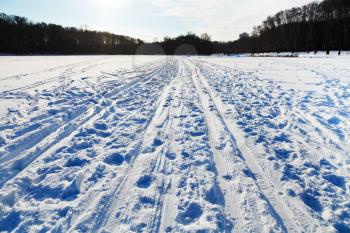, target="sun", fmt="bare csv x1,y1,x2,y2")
89,0,128,9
